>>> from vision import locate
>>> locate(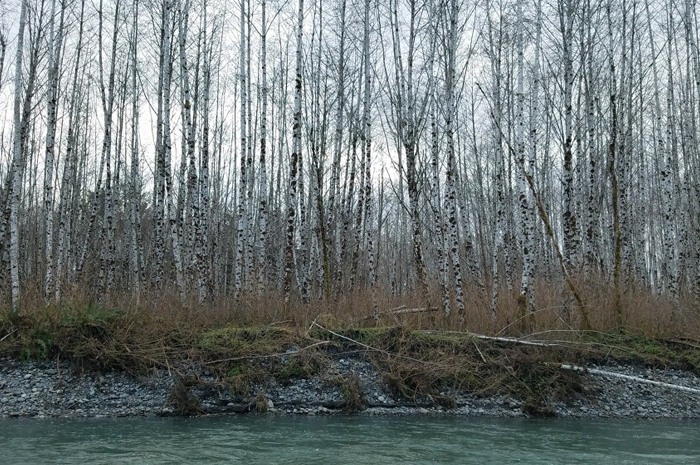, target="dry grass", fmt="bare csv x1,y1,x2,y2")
1,276,698,367
3,273,698,337
0,277,698,415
